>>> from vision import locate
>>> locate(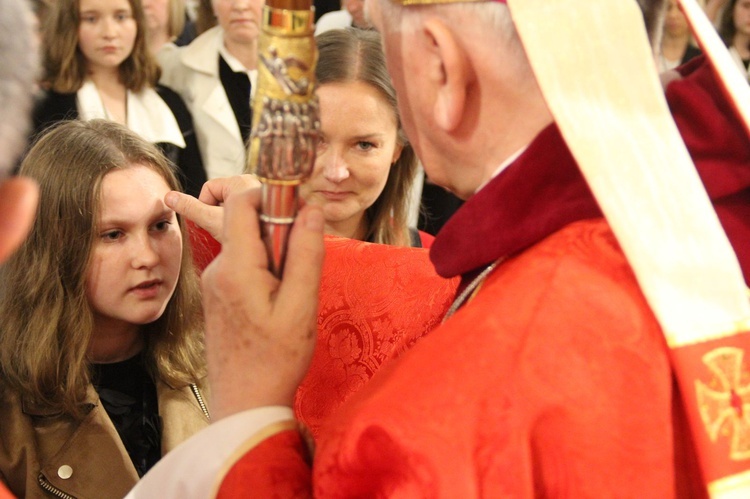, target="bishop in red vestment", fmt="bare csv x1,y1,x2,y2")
126,1,750,497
